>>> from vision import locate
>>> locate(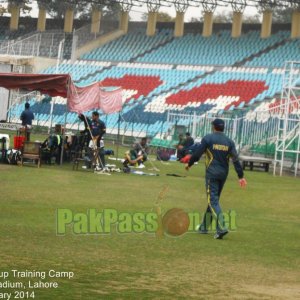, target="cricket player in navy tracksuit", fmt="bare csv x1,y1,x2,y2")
186,119,247,240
